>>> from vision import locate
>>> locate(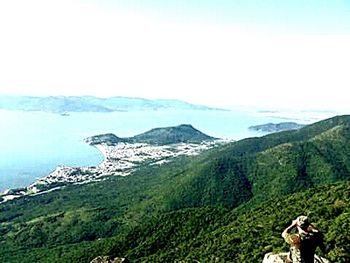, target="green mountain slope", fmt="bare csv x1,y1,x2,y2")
110,182,350,262
163,115,350,209
1,181,348,262
0,115,350,262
